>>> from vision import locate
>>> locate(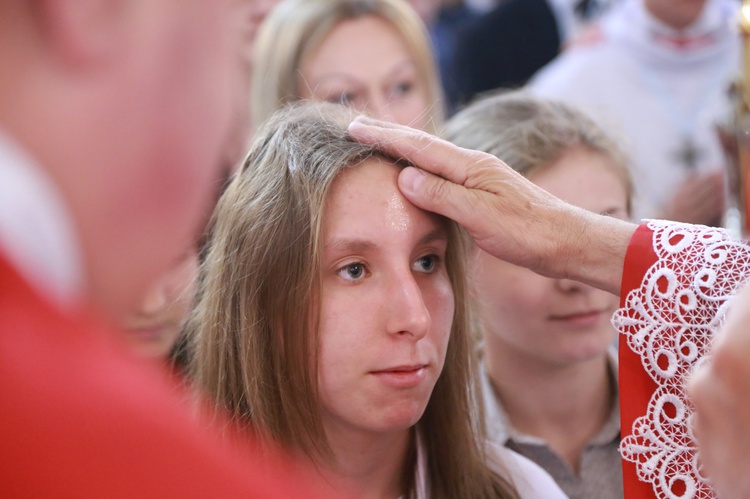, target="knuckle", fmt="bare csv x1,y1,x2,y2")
424,175,449,205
